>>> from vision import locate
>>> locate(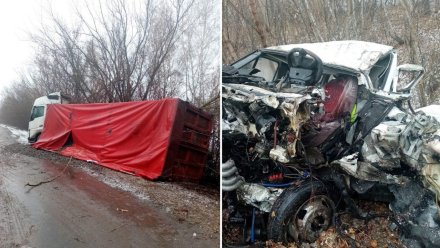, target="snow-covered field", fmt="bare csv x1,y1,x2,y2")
418,105,440,122
0,124,28,144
